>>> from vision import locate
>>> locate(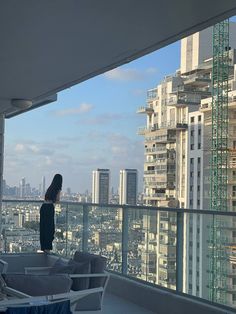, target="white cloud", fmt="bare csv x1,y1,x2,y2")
45,156,52,165
132,89,145,96
54,103,93,117
79,113,126,125
104,68,143,81
104,67,158,82
15,144,24,152
28,145,39,153
146,67,158,74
